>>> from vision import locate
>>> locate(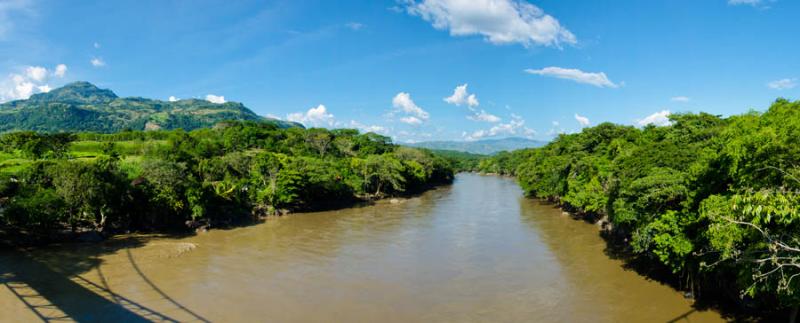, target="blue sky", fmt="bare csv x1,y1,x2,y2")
1,0,798,142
